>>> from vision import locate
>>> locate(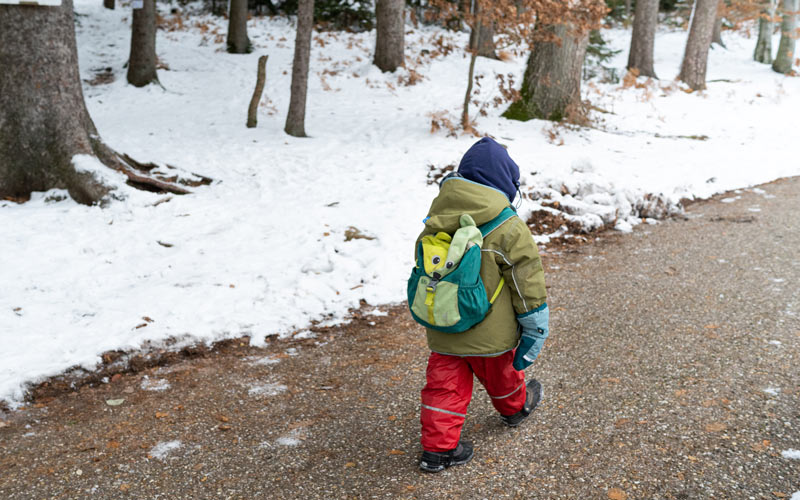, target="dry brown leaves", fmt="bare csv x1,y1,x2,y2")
607,487,627,500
